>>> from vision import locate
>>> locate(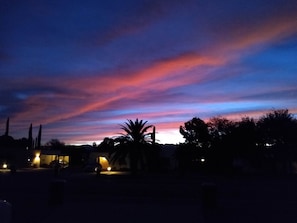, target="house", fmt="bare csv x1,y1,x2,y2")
85,146,111,171
31,148,69,168
32,145,112,171
40,149,69,167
